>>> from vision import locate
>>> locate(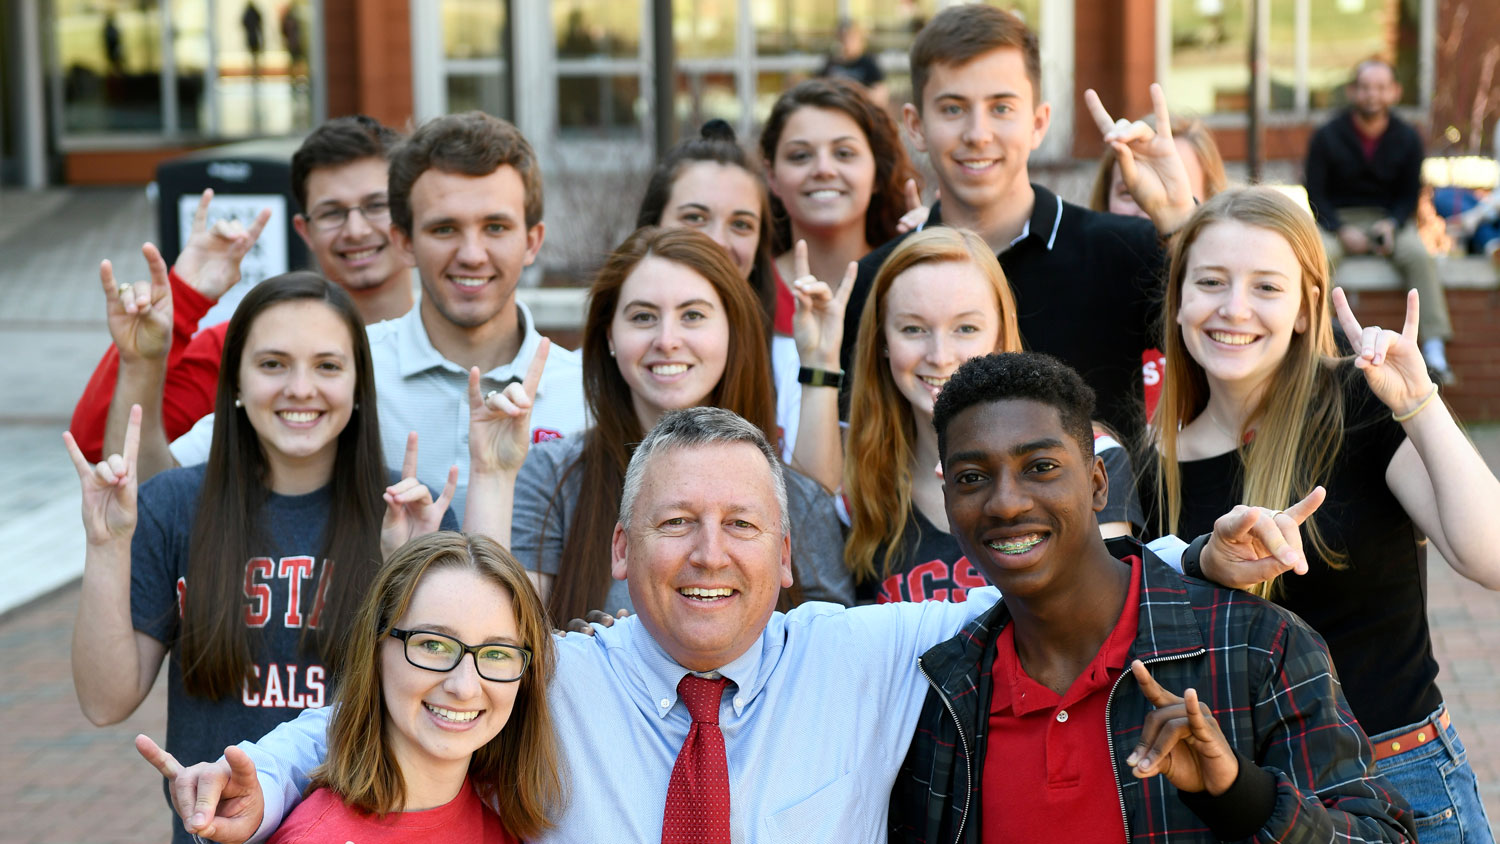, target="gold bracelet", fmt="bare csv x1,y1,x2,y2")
1392,385,1440,423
